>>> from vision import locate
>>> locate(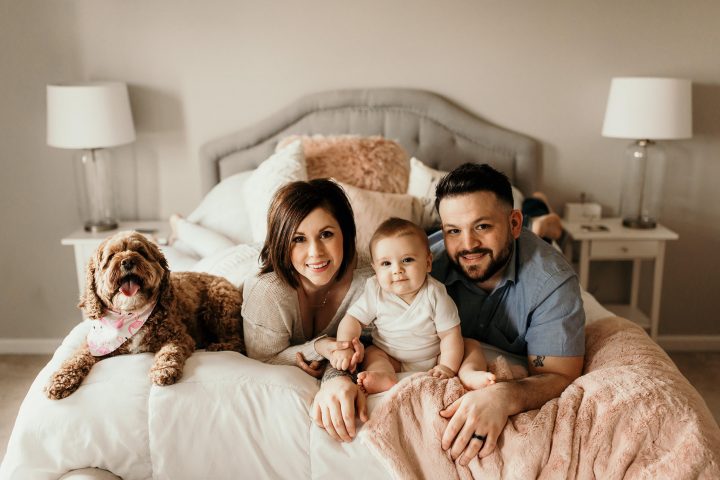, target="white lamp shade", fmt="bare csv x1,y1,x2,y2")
47,81,136,149
602,77,692,140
